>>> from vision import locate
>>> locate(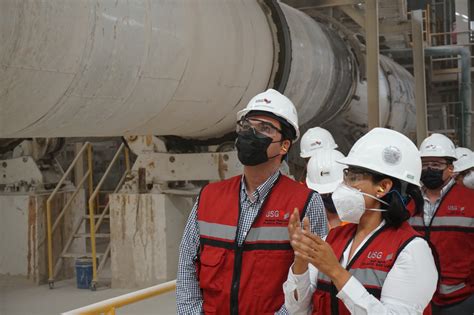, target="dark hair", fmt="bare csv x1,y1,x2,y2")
445,158,455,165
370,173,423,228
